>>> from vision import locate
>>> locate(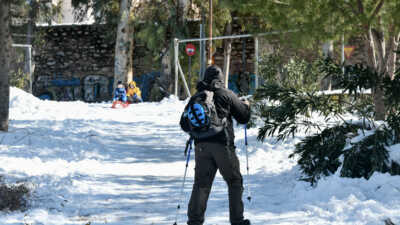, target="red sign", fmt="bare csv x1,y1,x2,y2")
185,43,196,56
